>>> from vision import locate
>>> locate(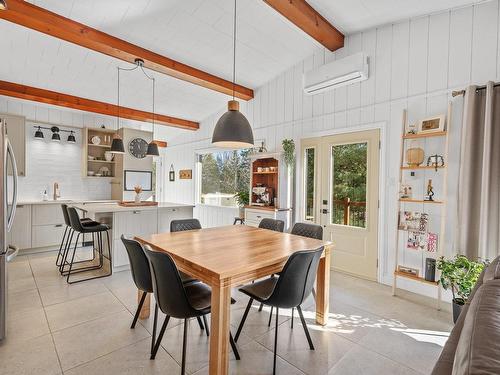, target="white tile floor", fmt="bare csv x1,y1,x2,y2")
1,251,452,375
